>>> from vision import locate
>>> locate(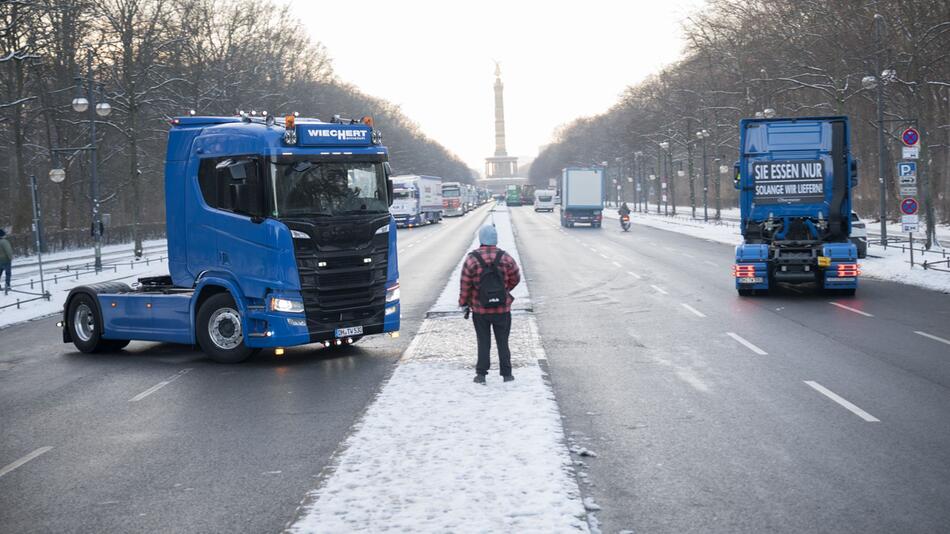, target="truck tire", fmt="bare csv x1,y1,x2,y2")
67,293,114,353
196,293,259,364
